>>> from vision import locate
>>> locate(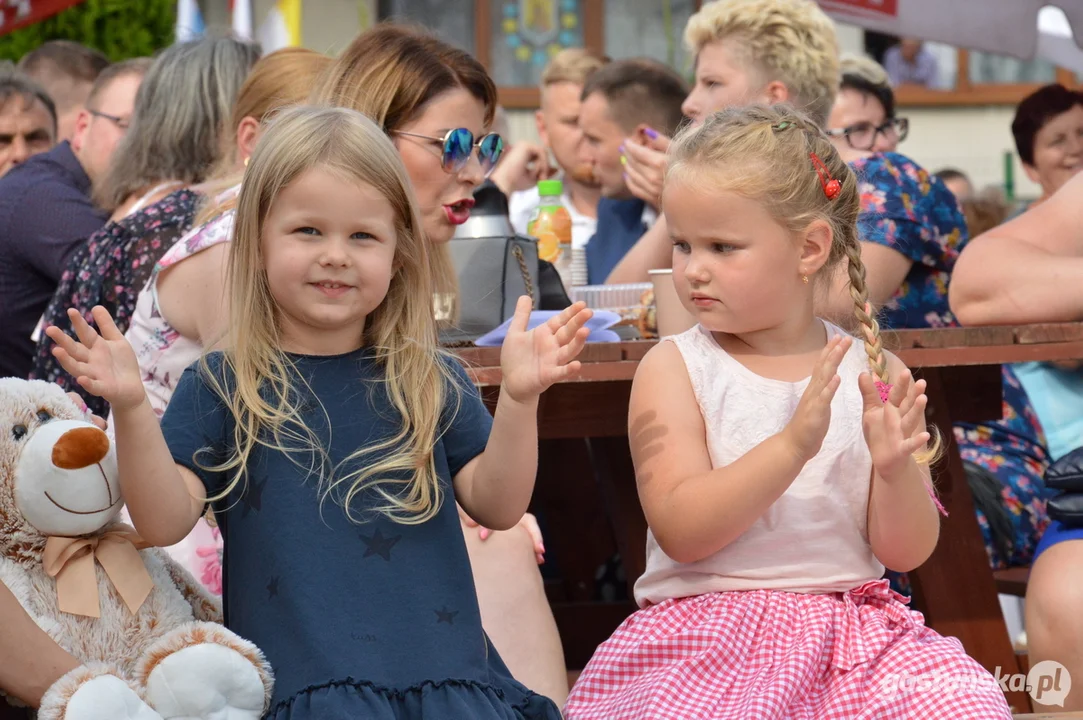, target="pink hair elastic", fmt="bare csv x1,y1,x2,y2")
875,380,949,517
